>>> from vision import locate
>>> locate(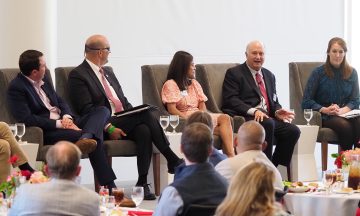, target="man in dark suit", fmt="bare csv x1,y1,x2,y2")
68,34,182,200
7,49,117,189
222,41,300,167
